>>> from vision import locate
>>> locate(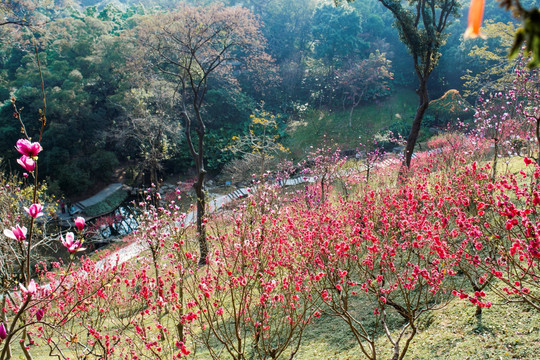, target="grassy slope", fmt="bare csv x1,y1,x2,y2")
187,280,540,360
286,89,418,159
11,108,540,359
14,261,539,360
294,294,540,360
